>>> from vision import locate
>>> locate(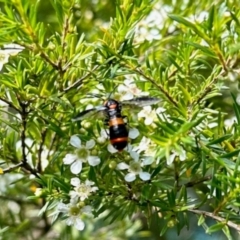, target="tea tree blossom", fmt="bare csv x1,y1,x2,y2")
70,177,98,201
57,200,92,231
117,78,148,101
138,106,165,125
63,135,100,174
133,136,152,153
167,146,186,165
117,150,153,182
